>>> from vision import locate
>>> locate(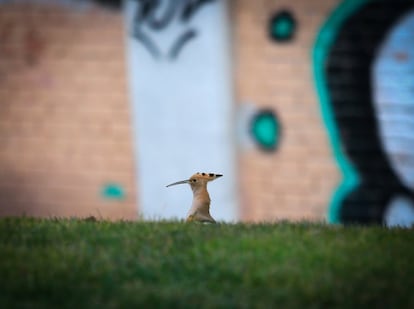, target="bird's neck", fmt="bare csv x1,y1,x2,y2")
192,185,210,200
191,185,211,208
